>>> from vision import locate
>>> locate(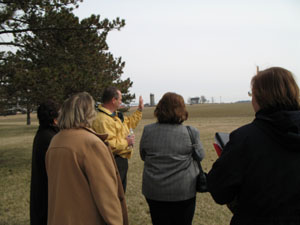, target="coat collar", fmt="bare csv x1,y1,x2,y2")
98,105,115,116
82,127,108,142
